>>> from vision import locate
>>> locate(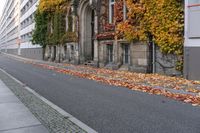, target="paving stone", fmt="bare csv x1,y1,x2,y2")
0,109,41,131
0,94,20,103
0,79,49,133
0,70,86,133
0,125,48,133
